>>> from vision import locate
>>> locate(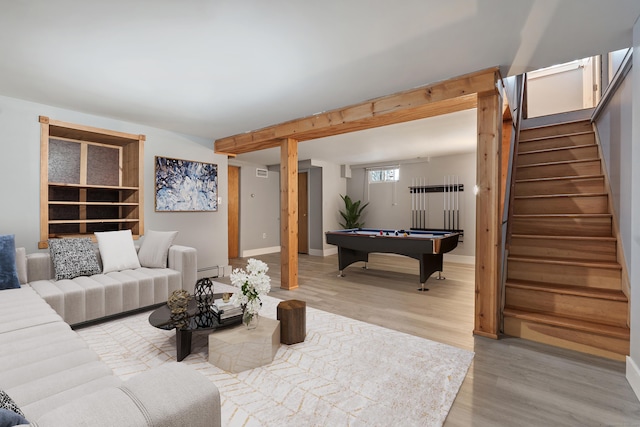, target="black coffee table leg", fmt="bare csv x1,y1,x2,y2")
176,329,192,361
